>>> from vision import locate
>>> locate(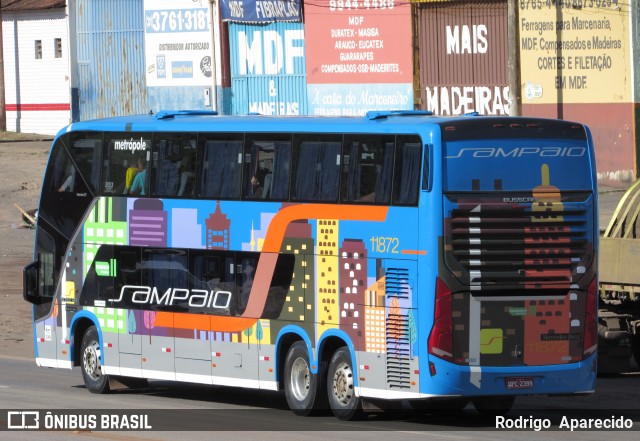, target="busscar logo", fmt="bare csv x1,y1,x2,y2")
7,411,40,429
